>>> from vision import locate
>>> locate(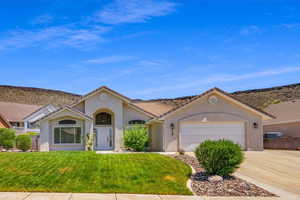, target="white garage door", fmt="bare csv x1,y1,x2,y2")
180,122,245,151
